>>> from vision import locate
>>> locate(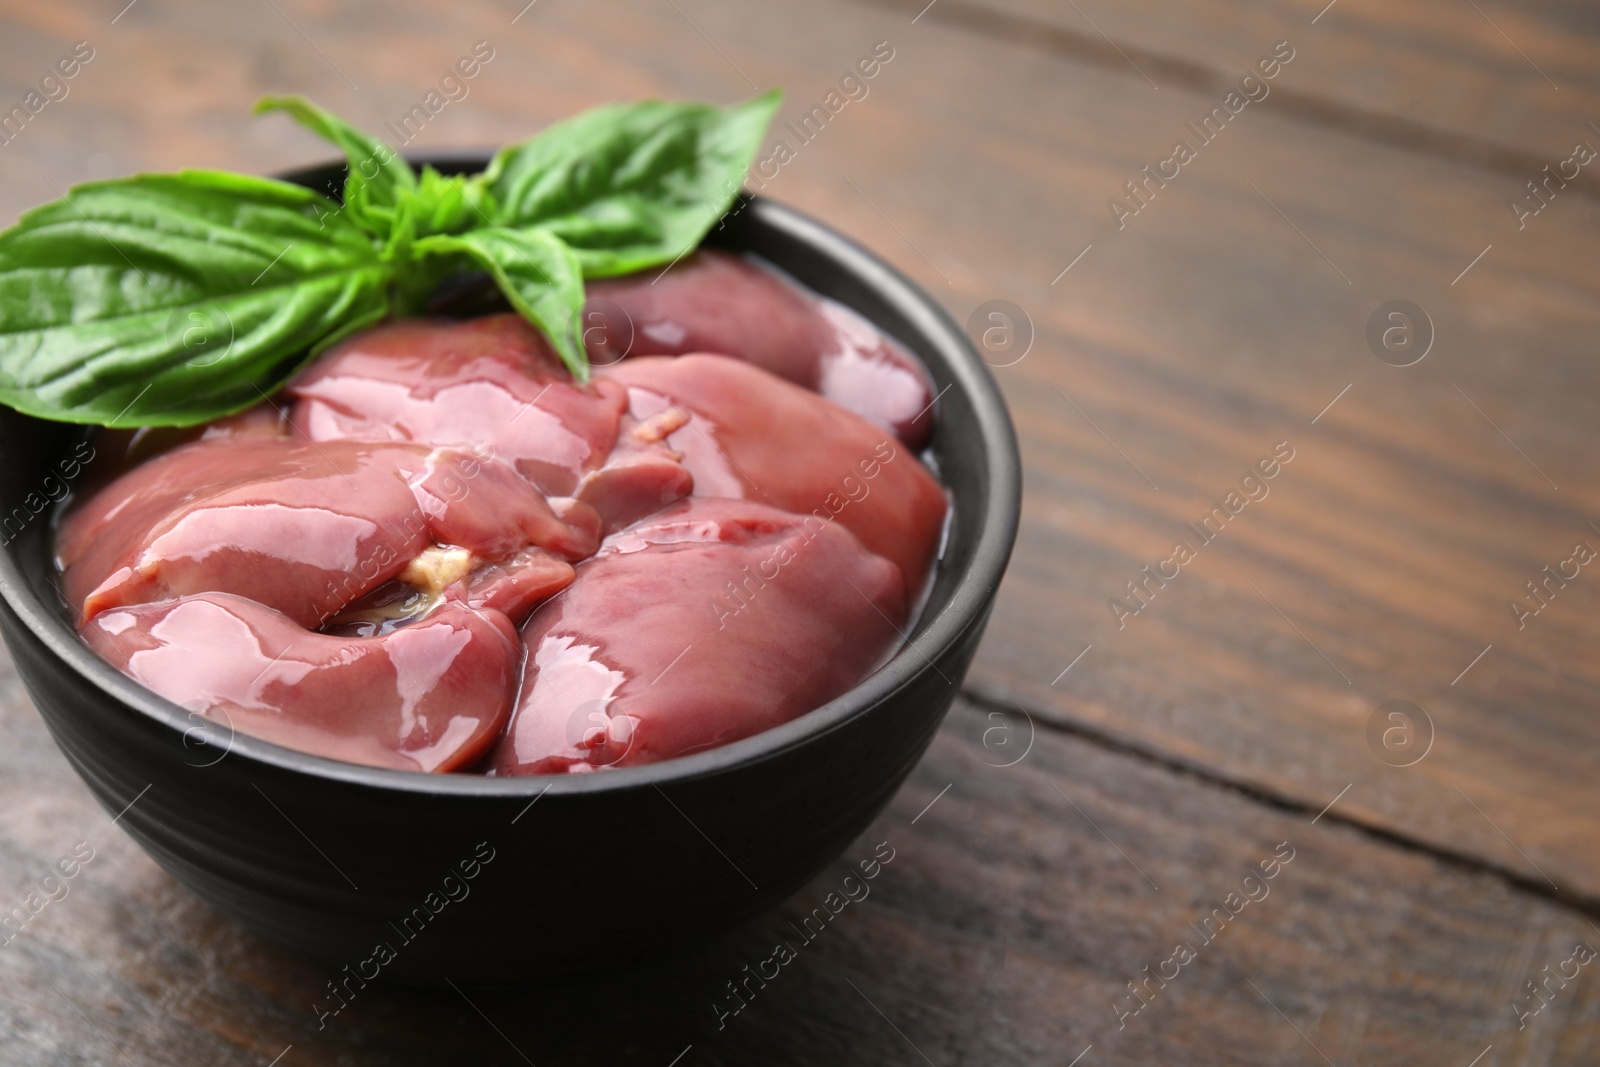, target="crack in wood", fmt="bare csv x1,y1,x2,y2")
955,684,1600,920
847,0,1600,201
